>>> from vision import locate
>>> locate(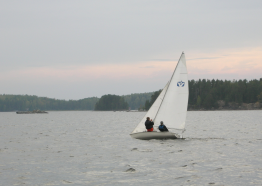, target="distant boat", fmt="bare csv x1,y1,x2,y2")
130,52,188,140
16,110,48,114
